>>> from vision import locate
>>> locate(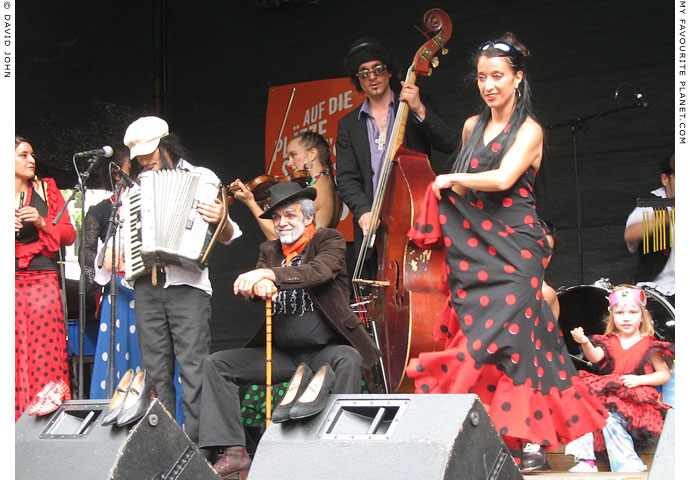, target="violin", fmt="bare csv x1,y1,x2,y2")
226,169,311,204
